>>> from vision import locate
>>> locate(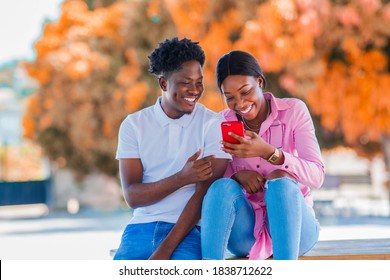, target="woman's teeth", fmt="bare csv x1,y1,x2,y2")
240,104,252,114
